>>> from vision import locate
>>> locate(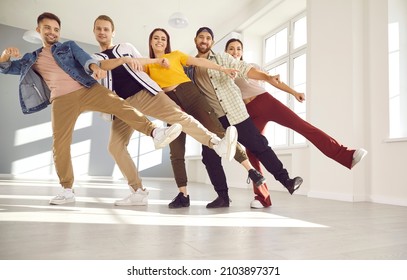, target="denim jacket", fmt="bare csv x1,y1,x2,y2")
0,41,100,114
